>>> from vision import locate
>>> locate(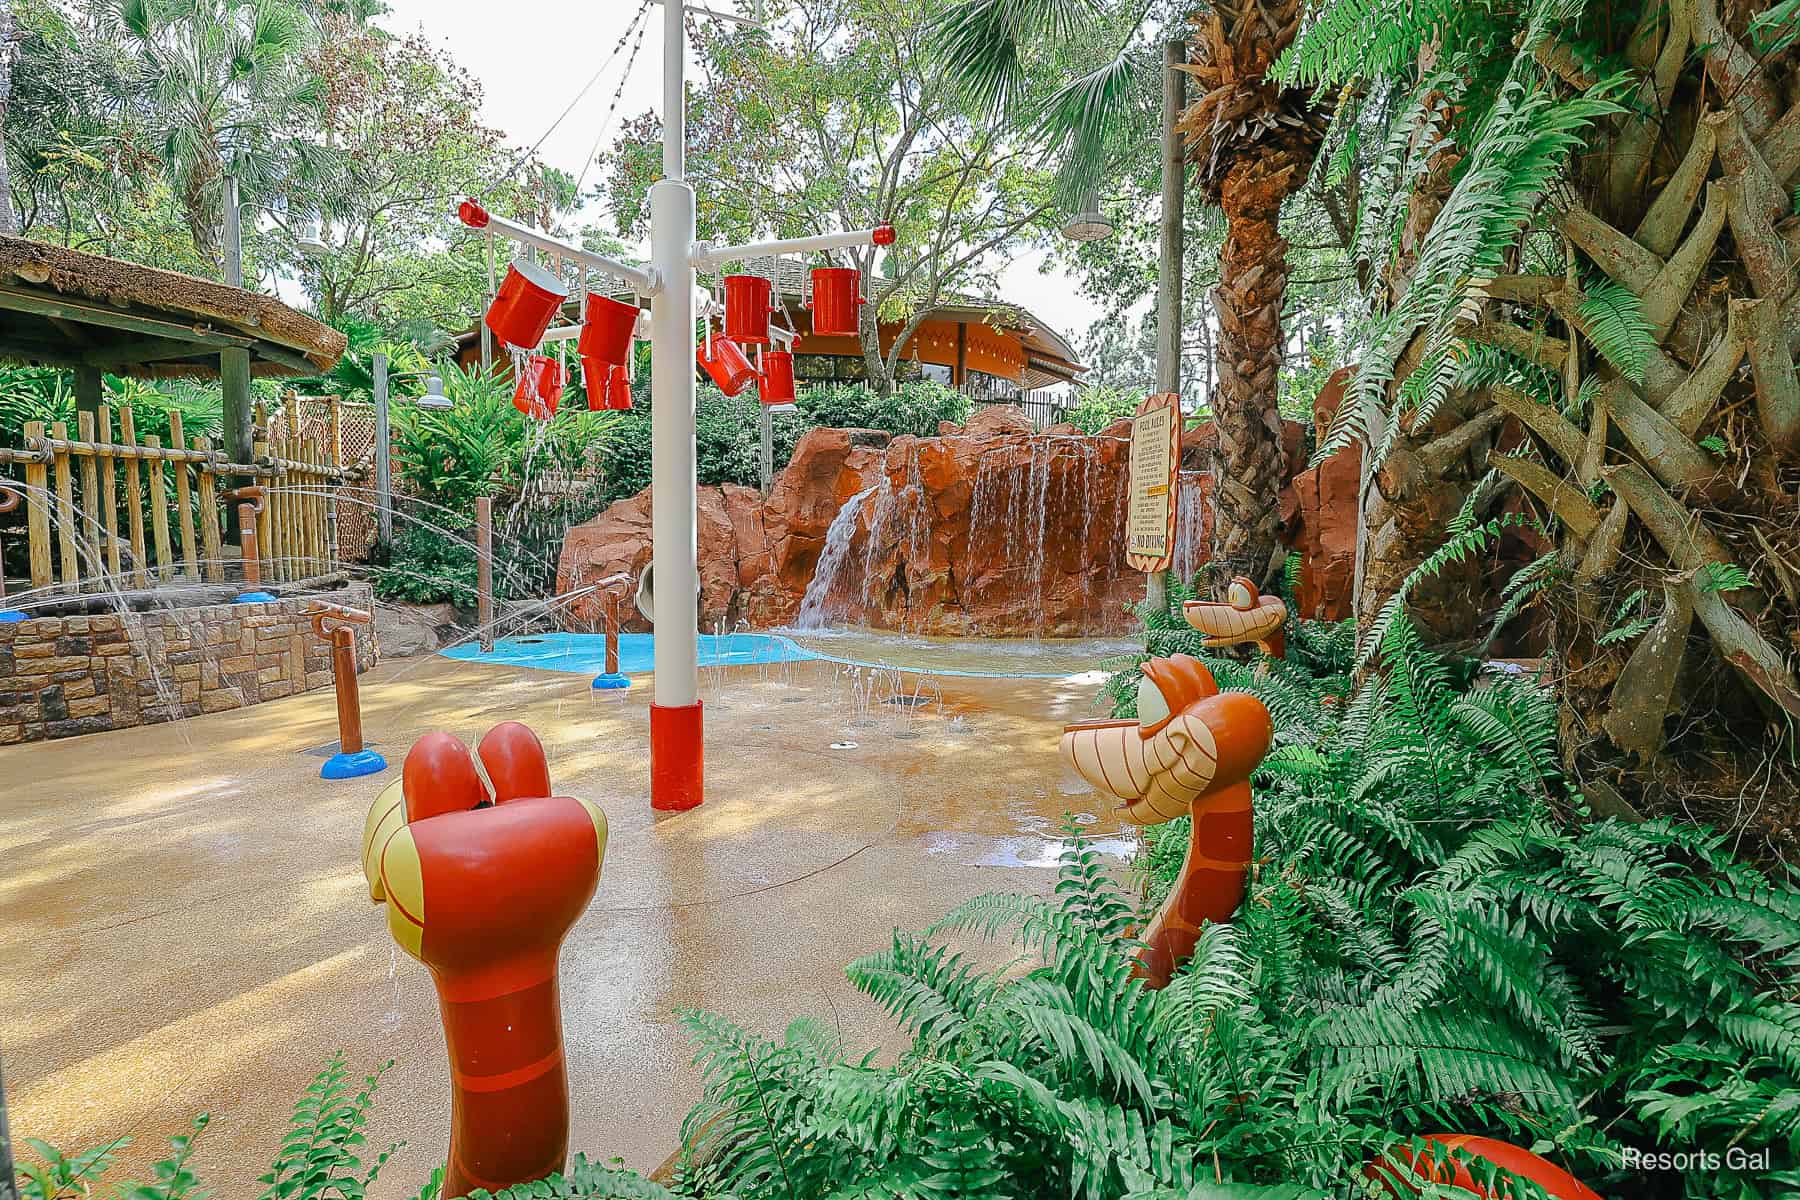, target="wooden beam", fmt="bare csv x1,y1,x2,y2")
84,336,213,368
0,284,256,350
